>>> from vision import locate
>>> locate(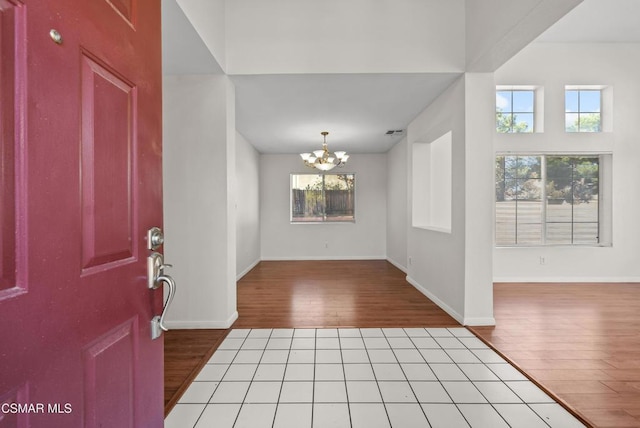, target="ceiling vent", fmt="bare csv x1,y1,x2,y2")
385,129,404,136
